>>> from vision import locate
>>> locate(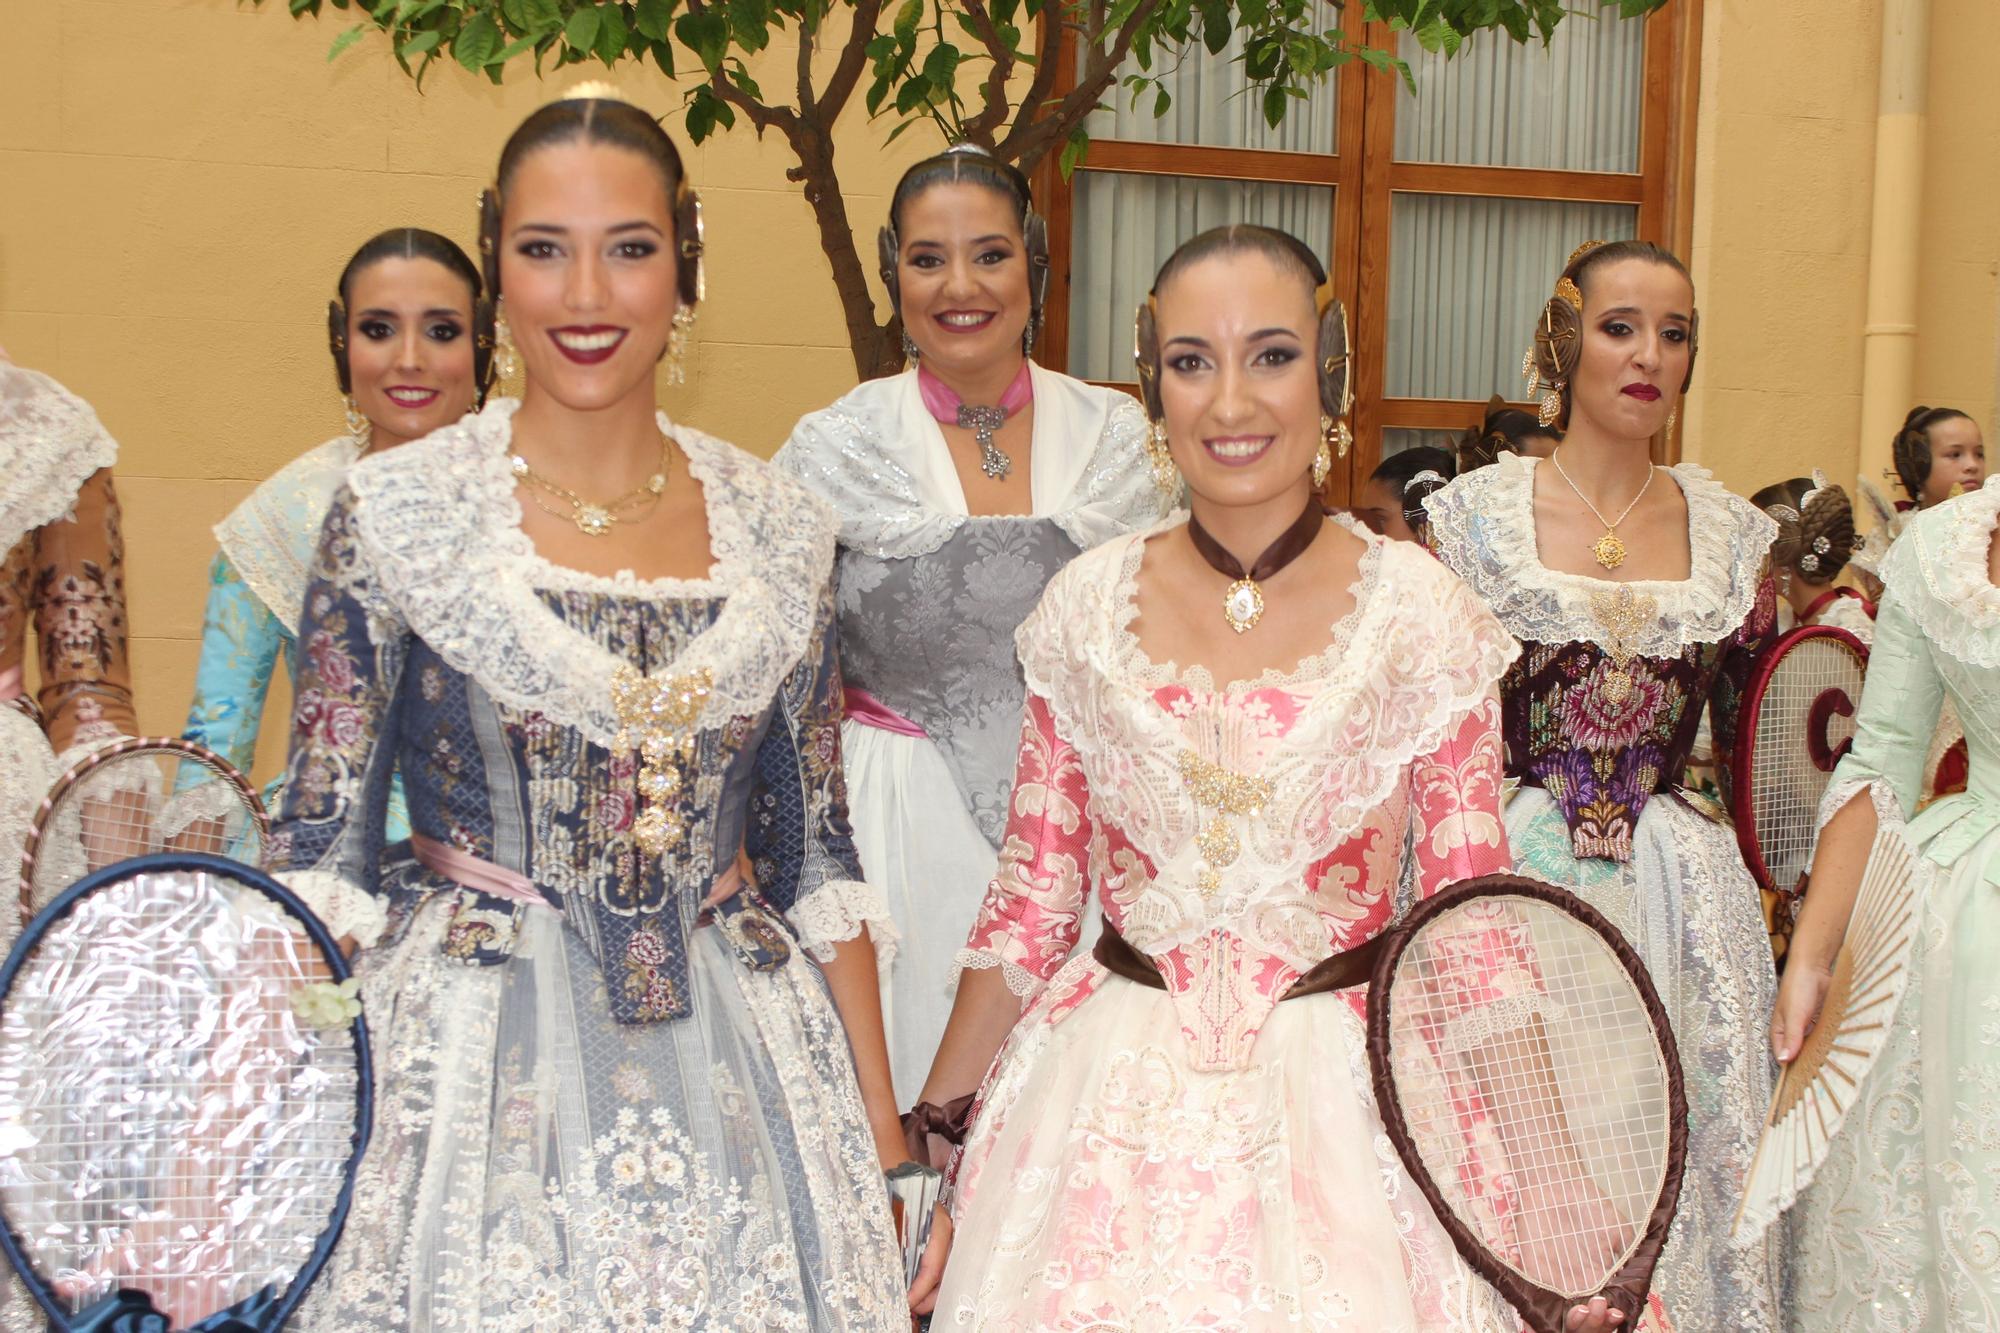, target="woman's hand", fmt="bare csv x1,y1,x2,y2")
1771,956,1834,1063
1565,1295,1626,1331
909,1203,951,1317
